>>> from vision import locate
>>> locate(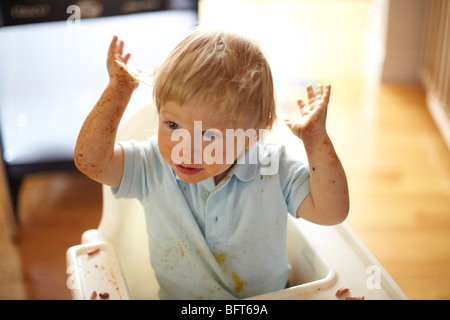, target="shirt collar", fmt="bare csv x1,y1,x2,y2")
228,144,259,182
229,163,258,182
